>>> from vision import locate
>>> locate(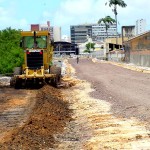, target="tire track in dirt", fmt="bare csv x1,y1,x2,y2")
1,60,150,149
0,88,37,144
0,86,72,149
